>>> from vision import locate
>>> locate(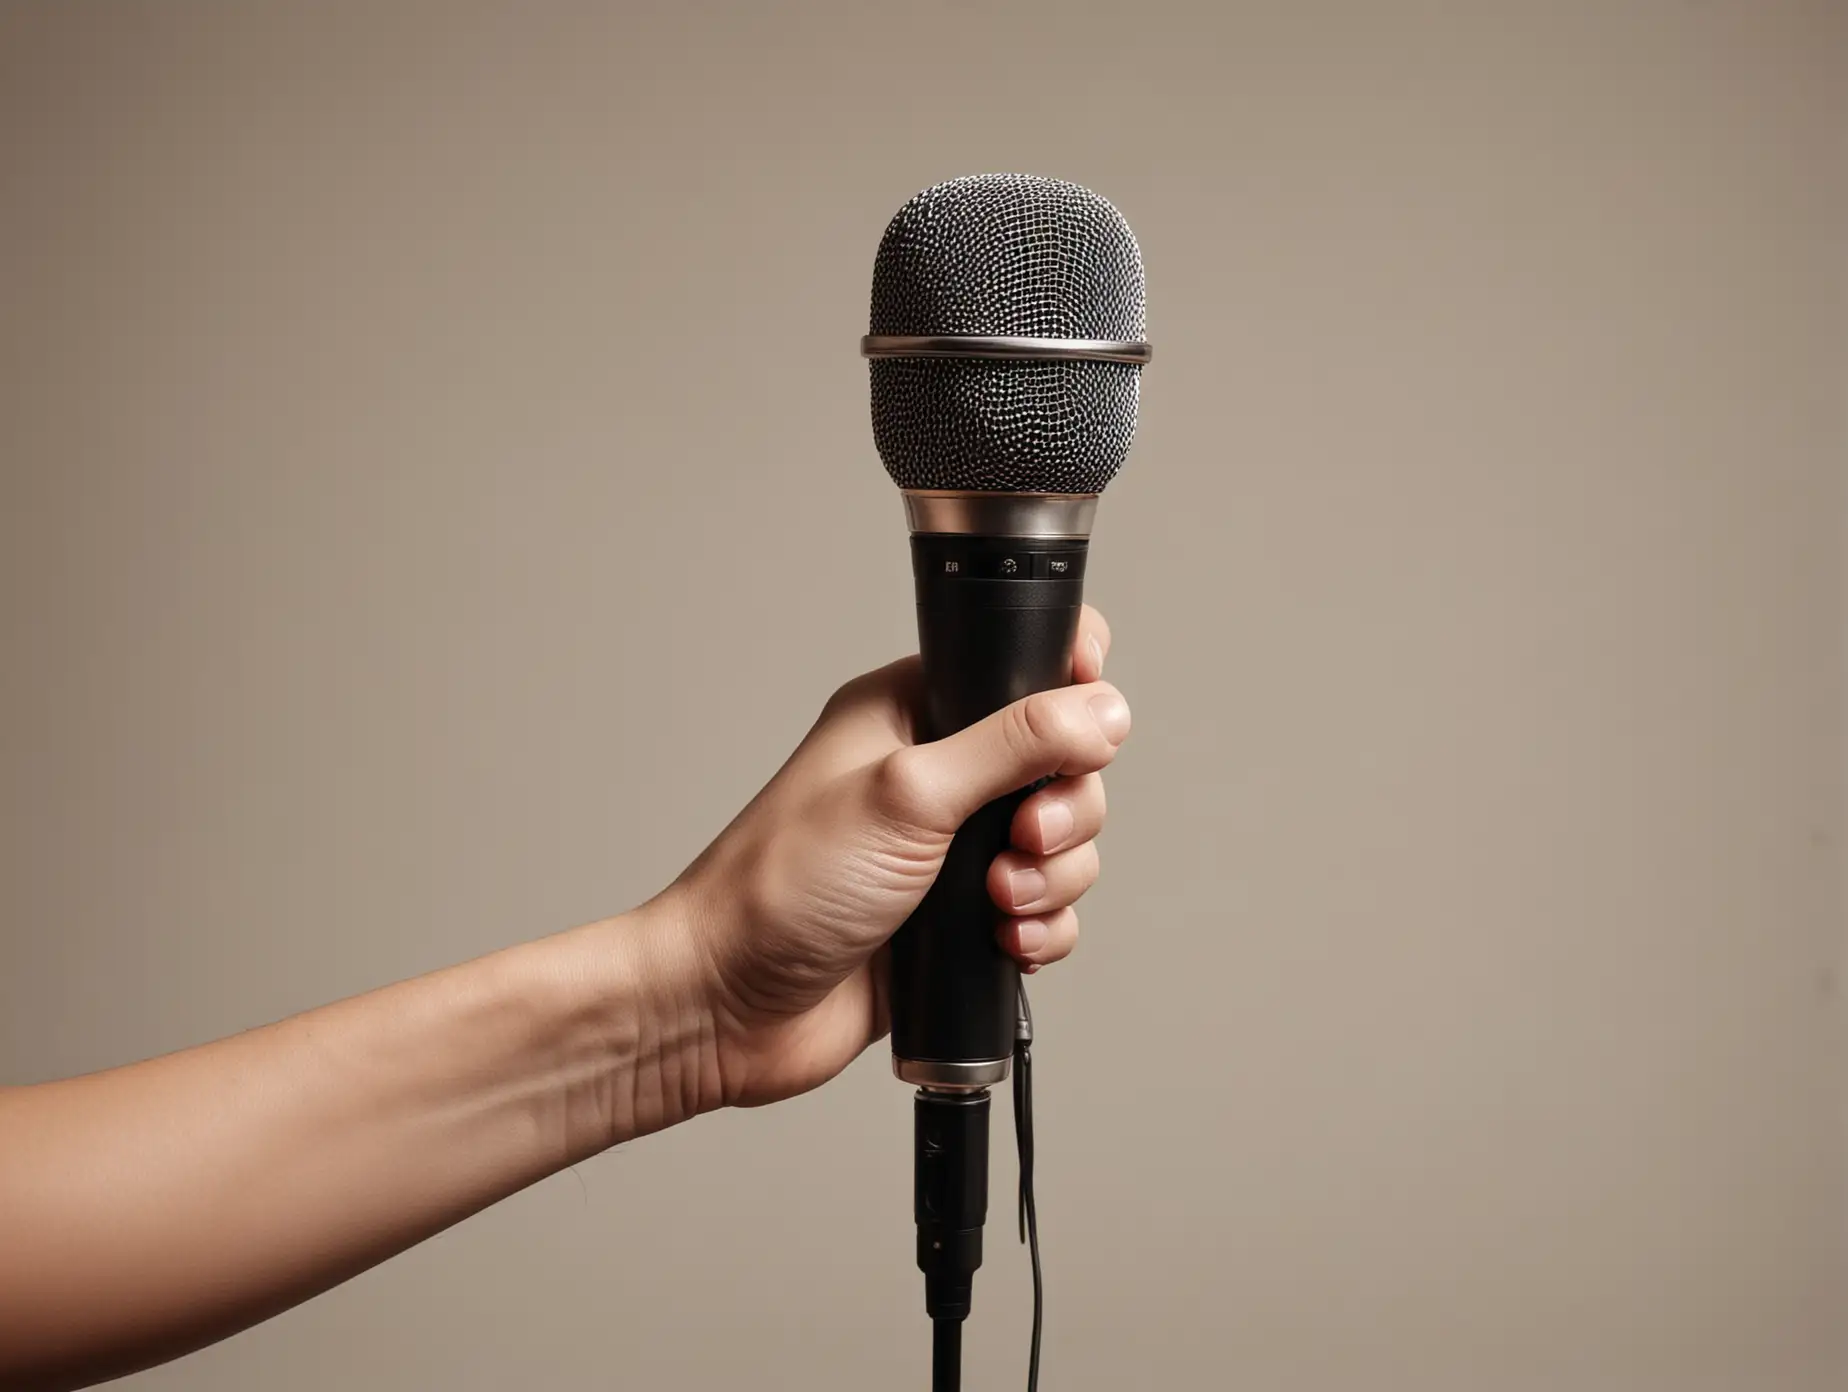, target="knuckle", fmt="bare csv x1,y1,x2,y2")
998,699,1039,762
1016,690,1070,752
820,671,869,717
984,859,1010,901
874,747,935,826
